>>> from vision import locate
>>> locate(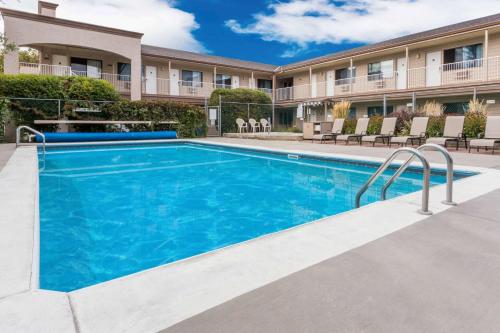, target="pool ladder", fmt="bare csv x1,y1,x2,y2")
355,143,456,215
16,125,46,161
